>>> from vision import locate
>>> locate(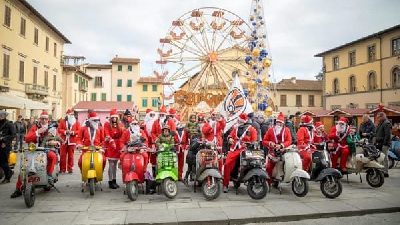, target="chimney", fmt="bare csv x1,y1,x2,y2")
291,77,296,84
115,54,118,58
